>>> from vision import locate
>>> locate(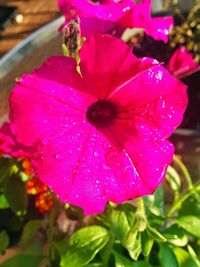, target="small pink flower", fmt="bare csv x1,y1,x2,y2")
58,0,173,43
167,46,200,79
9,35,187,215
0,122,30,158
